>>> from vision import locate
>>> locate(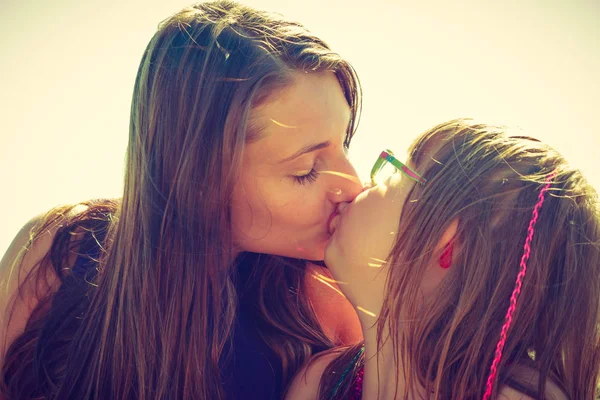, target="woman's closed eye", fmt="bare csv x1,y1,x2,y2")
294,168,319,185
